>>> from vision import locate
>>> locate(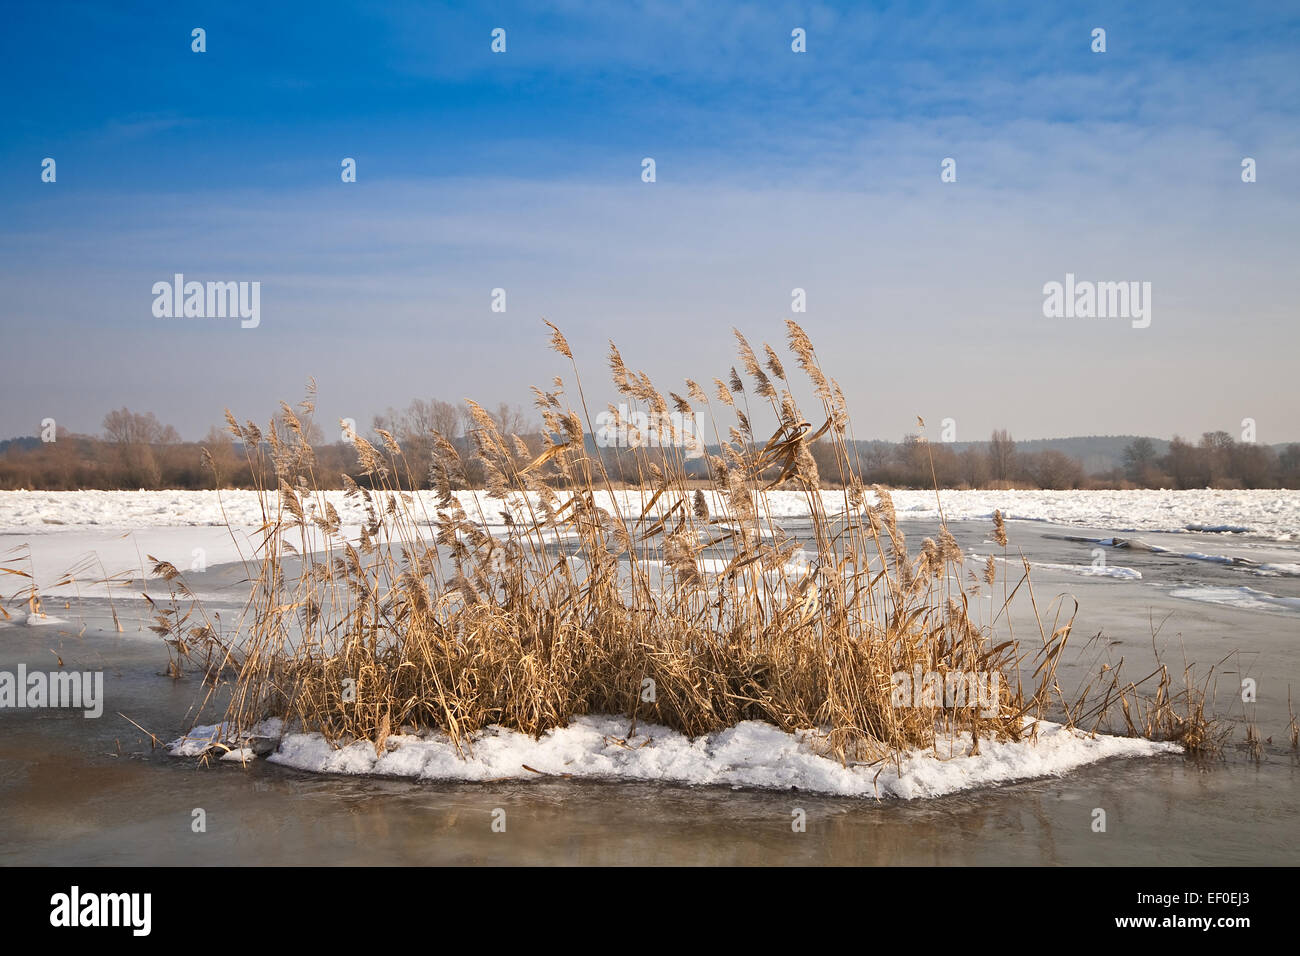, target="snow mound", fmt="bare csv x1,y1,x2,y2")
168,715,1179,800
